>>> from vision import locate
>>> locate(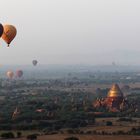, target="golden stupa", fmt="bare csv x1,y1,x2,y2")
107,84,123,98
